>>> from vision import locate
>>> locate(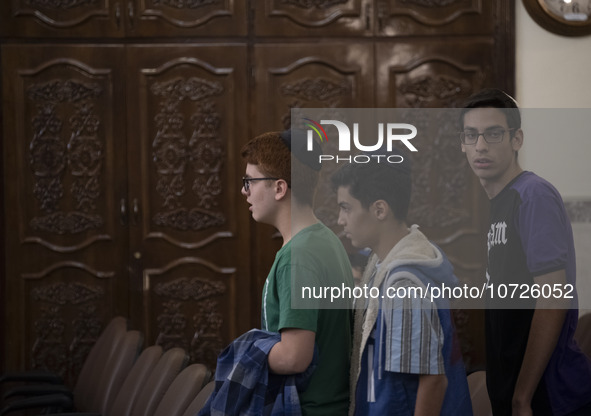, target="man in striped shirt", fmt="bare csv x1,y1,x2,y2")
331,155,472,416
